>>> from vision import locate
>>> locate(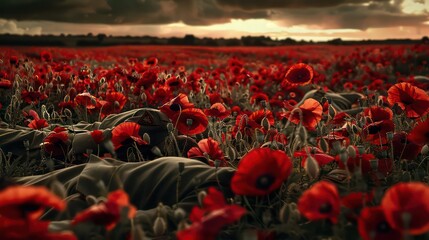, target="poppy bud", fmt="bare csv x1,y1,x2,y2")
347,145,356,158
142,133,151,144
319,137,329,153
340,151,349,165
174,208,186,221
369,159,379,171
140,92,147,102
357,145,365,155
214,159,221,168
261,117,270,130
153,216,167,236
421,144,428,155
85,195,98,205
131,223,146,240
262,209,272,226
227,145,237,161
166,123,174,132
332,141,342,153
151,146,163,157
305,155,320,179
235,131,242,141
23,140,30,150
127,151,136,162
197,190,207,206
386,132,394,141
